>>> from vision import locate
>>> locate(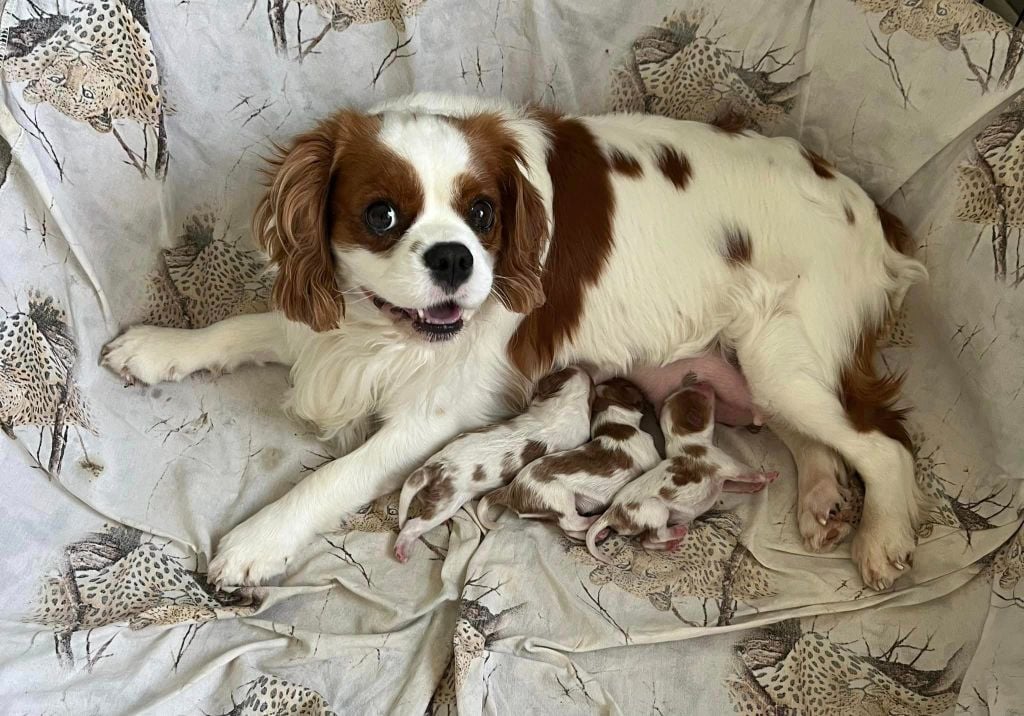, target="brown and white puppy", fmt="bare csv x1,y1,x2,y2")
394,366,592,562
586,376,778,562
477,378,660,538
